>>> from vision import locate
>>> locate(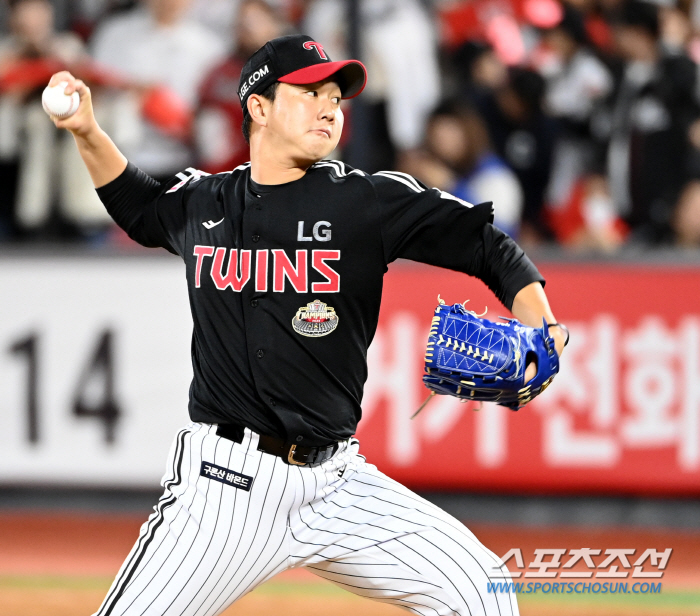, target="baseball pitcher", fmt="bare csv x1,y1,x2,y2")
47,34,567,616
